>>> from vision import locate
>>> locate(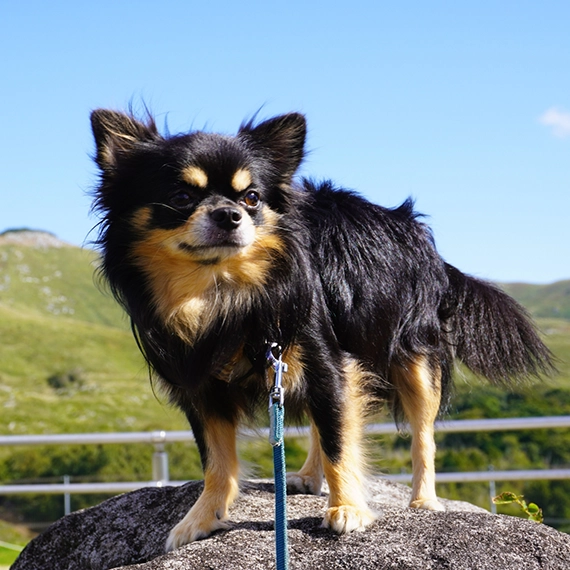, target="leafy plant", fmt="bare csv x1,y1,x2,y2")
492,491,544,523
